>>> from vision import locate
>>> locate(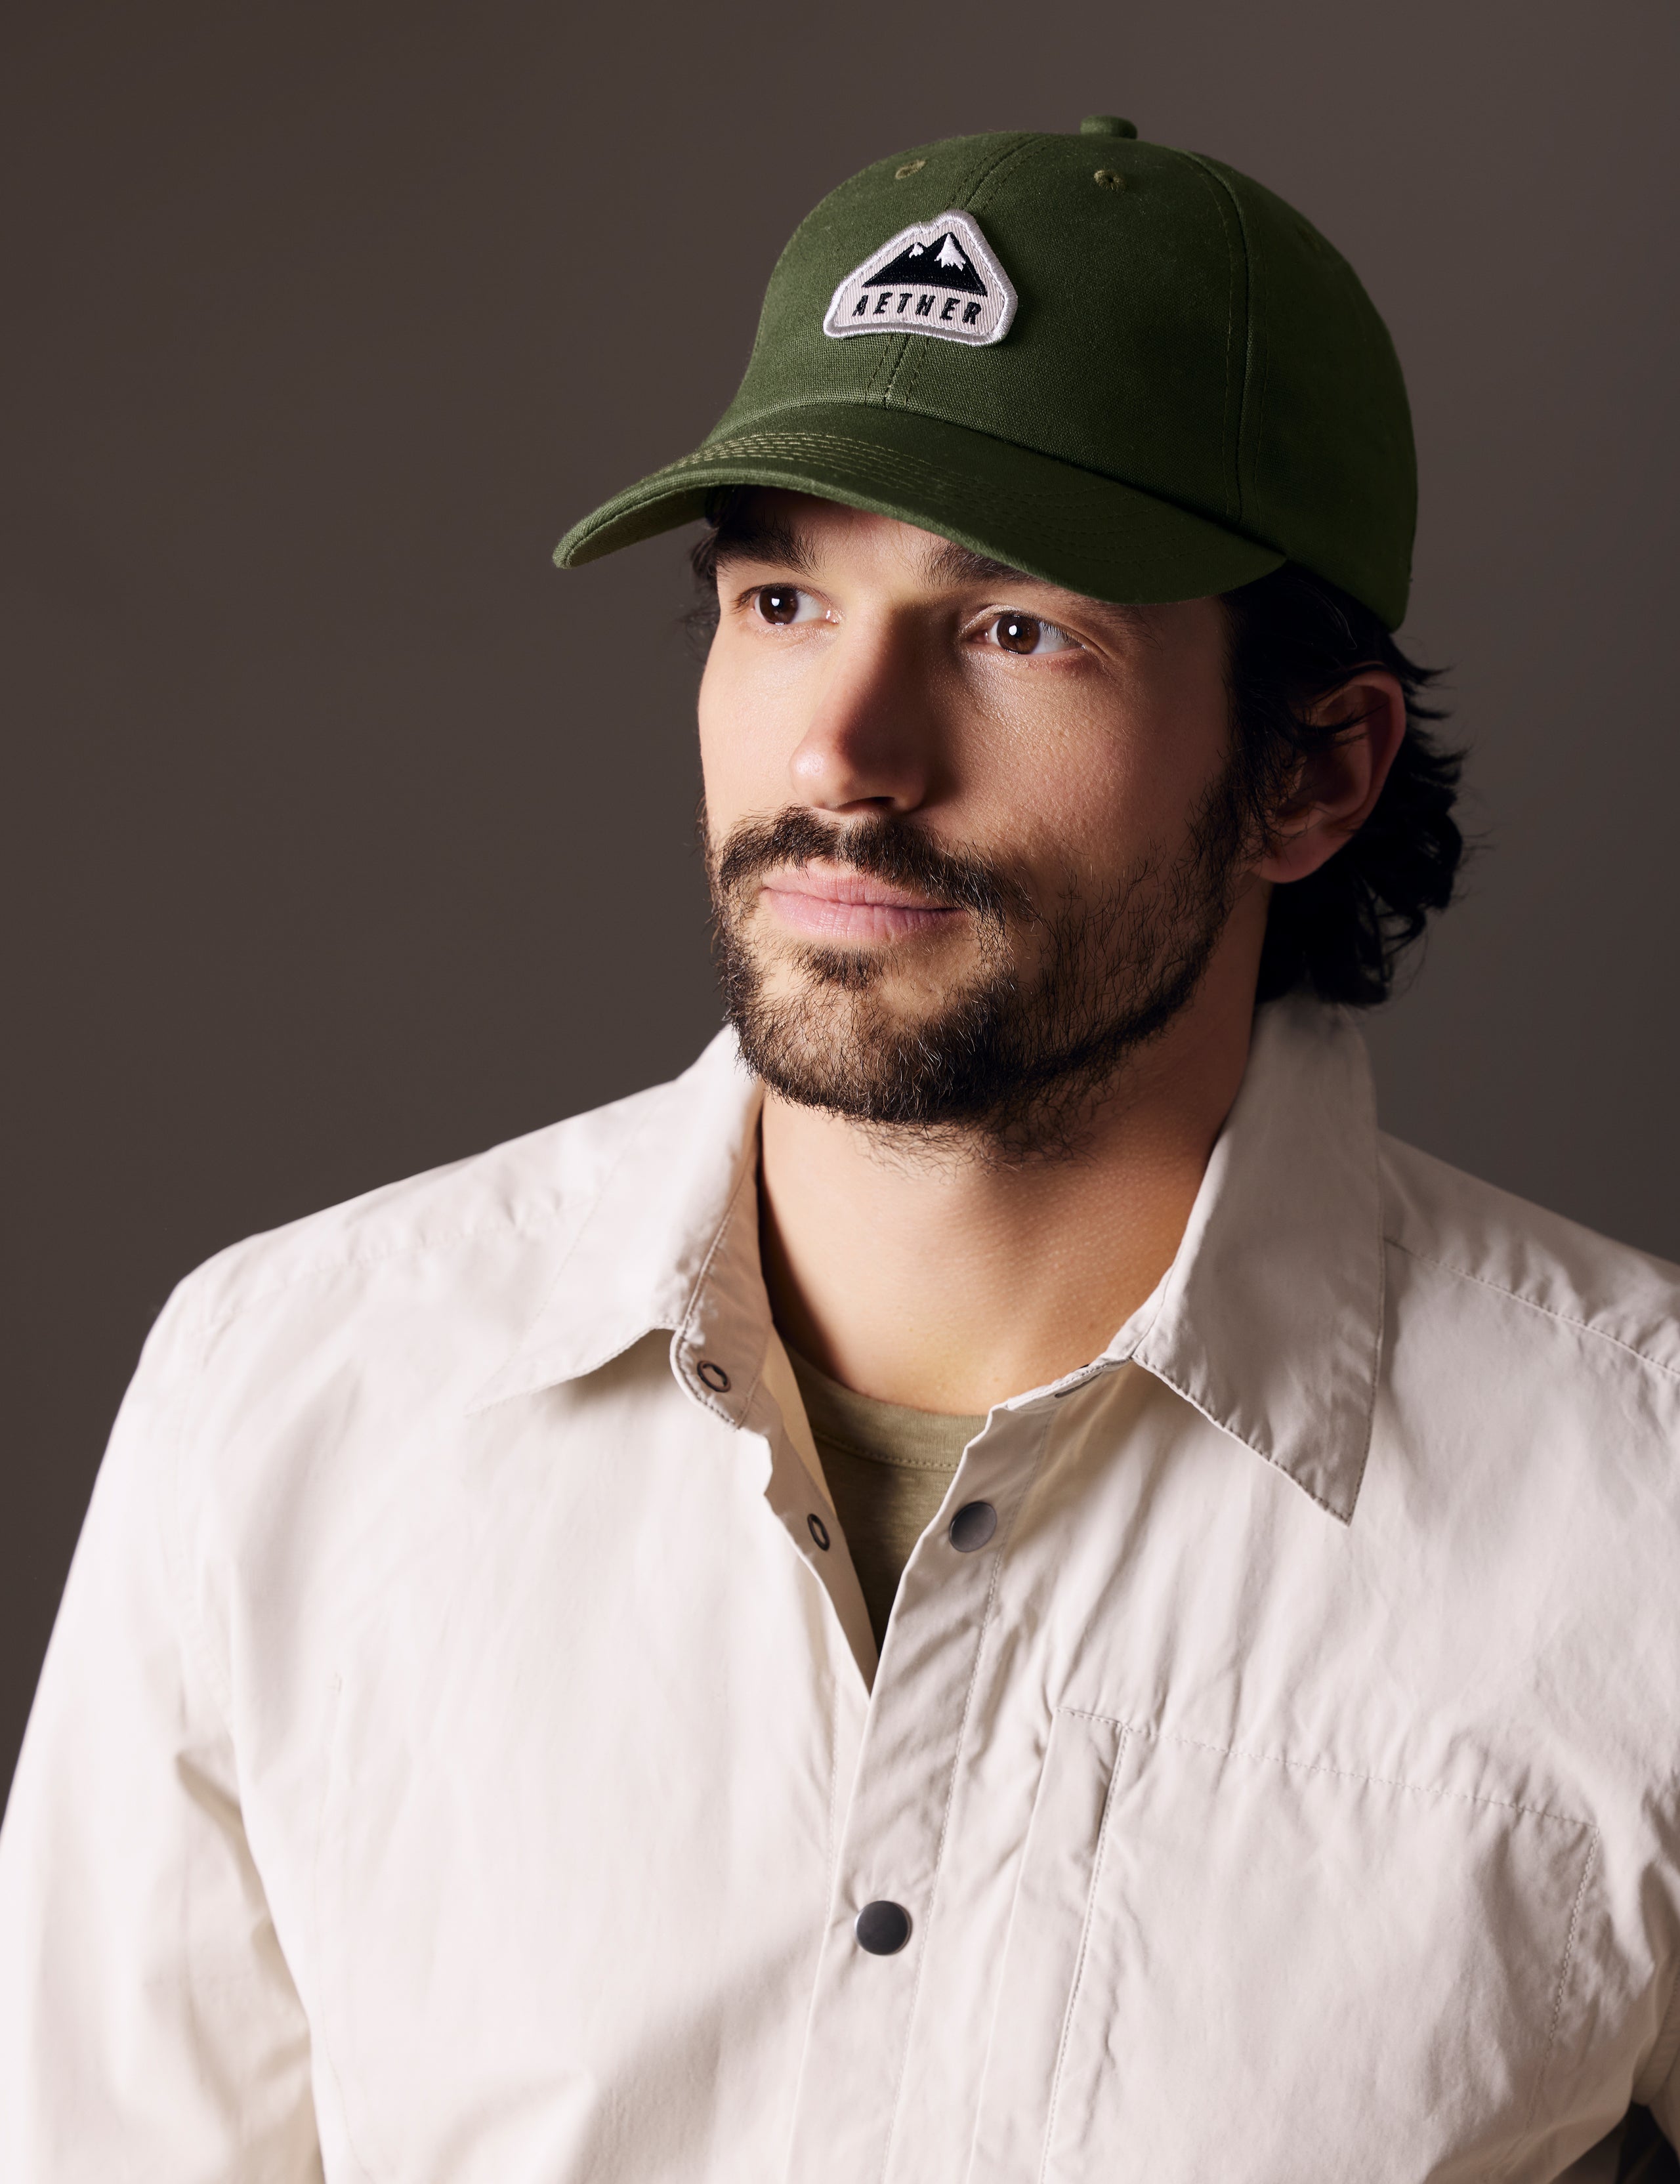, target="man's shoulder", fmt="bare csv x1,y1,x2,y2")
169,1041,731,1342
1379,1131,1680,1390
